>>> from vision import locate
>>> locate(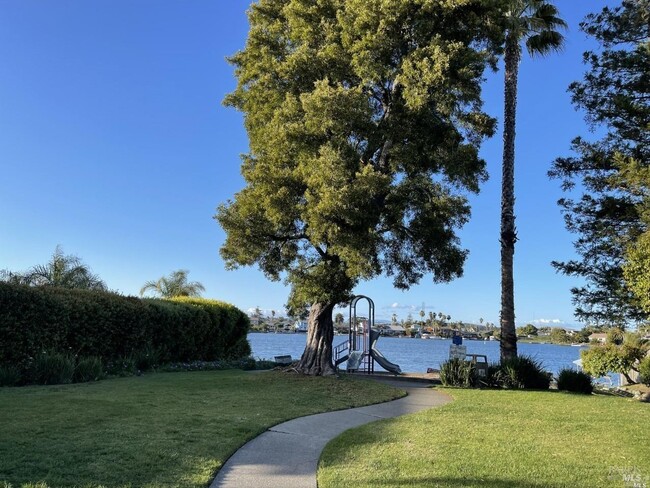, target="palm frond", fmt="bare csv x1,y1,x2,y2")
140,280,160,297
140,270,205,298
526,30,565,56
